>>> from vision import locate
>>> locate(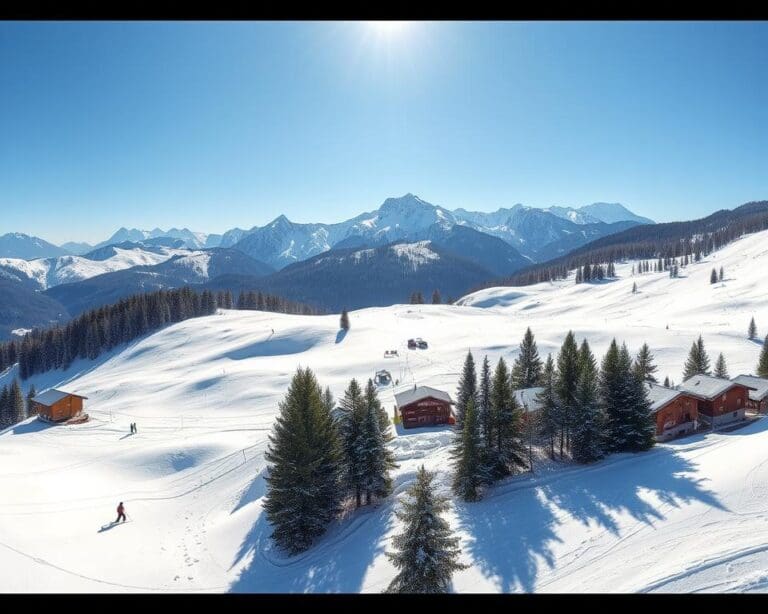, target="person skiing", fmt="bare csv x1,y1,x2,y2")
116,502,126,523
